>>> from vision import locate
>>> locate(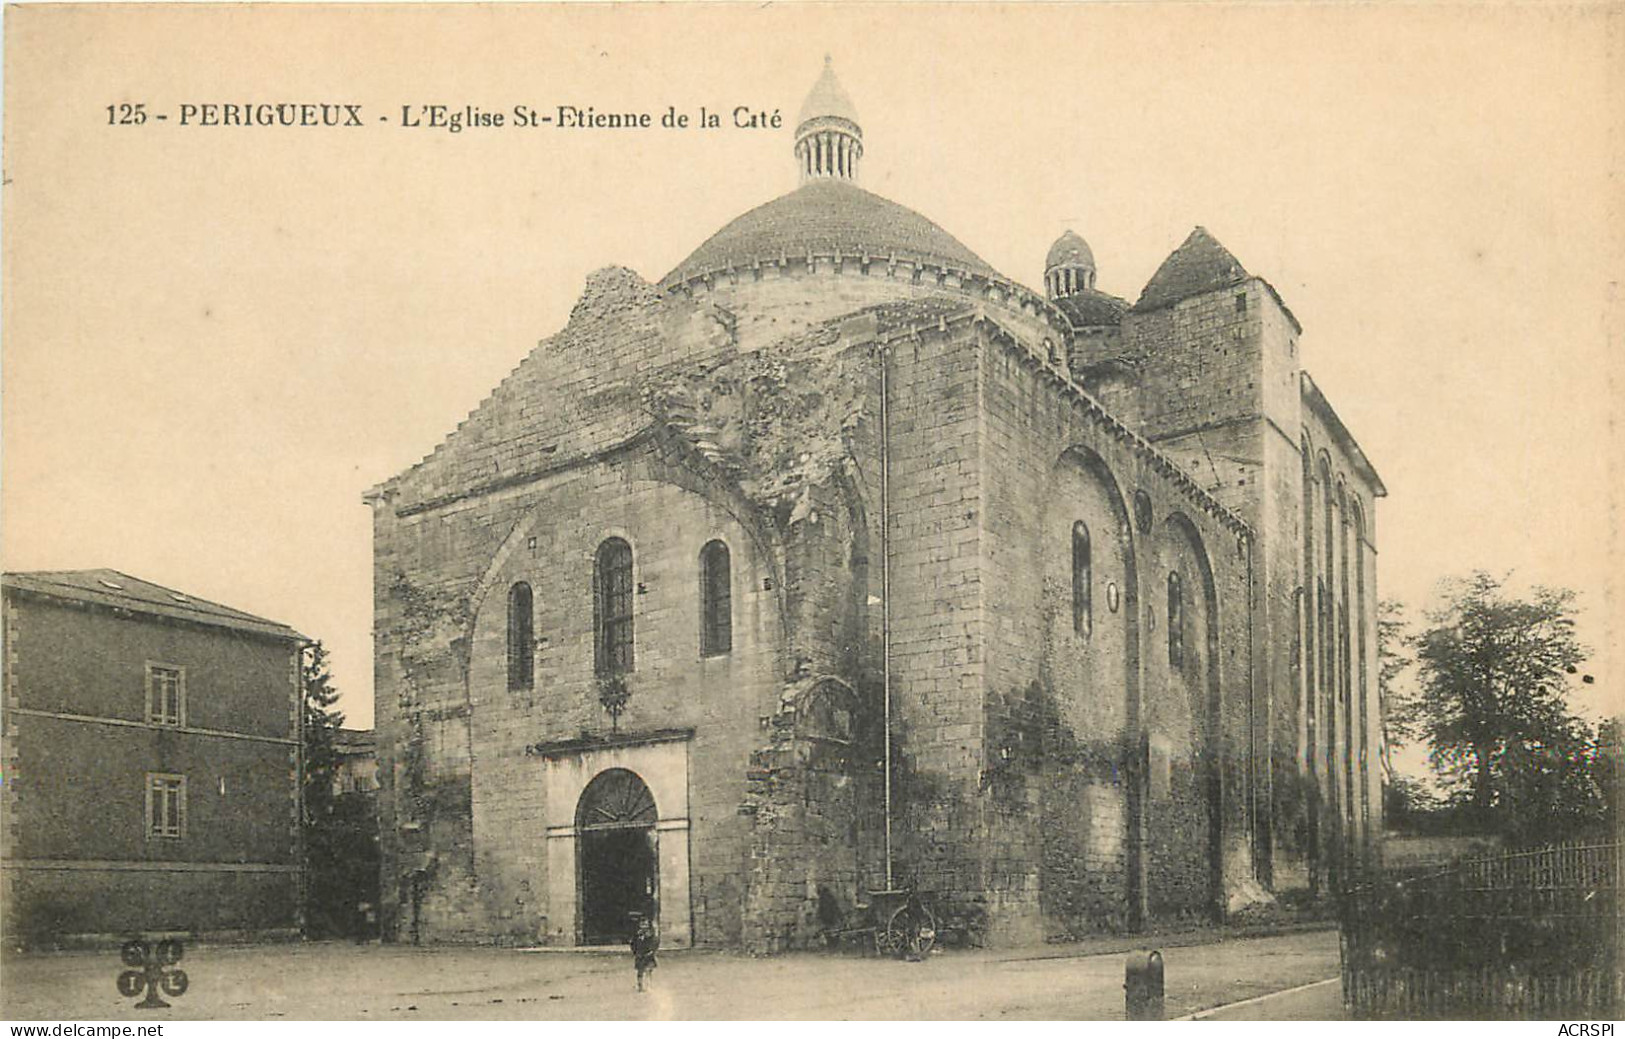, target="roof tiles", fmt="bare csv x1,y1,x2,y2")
2,568,304,641
663,180,998,286
1133,227,1248,313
